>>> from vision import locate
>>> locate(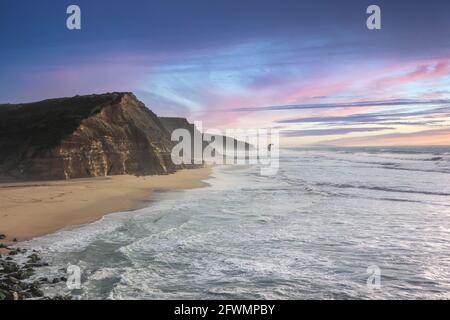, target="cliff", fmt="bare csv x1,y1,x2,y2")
159,117,196,136
160,117,251,152
0,93,176,181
